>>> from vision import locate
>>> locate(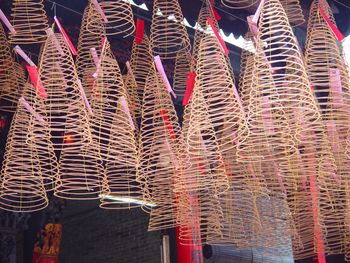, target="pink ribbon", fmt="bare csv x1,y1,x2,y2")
0,8,15,33
93,37,107,79
91,0,108,23
154,56,176,99
14,46,35,66
46,28,64,55
252,0,265,24
90,48,99,67
119,96,135,130
126,61,138,88
18,97,45,124
77,79,93,115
